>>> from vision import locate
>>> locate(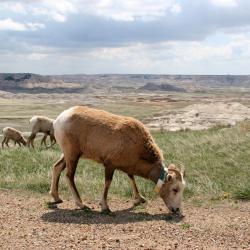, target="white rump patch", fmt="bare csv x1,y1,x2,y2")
29,116,38,127
2,127,8,134
54,107,76,126
53,106,76,148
